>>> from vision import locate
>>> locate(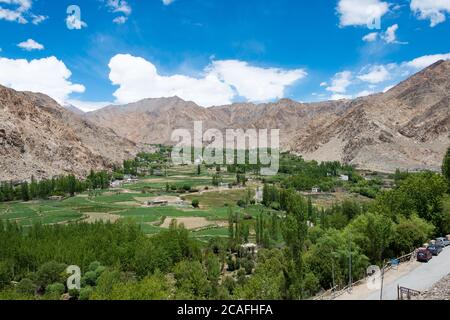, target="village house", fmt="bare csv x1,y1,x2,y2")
311,187,320,193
